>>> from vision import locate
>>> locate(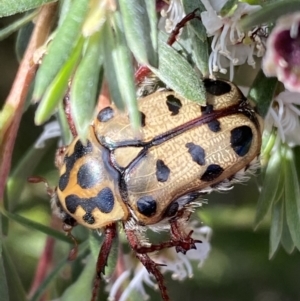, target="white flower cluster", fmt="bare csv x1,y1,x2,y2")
200,0,265,80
